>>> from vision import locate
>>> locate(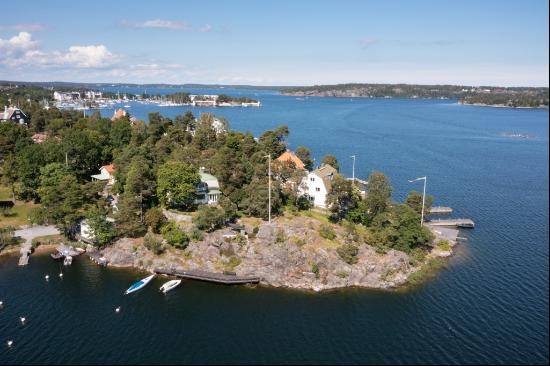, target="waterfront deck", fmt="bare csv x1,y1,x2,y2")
155,268,261,285
427,218,475,228
429,206,453,214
